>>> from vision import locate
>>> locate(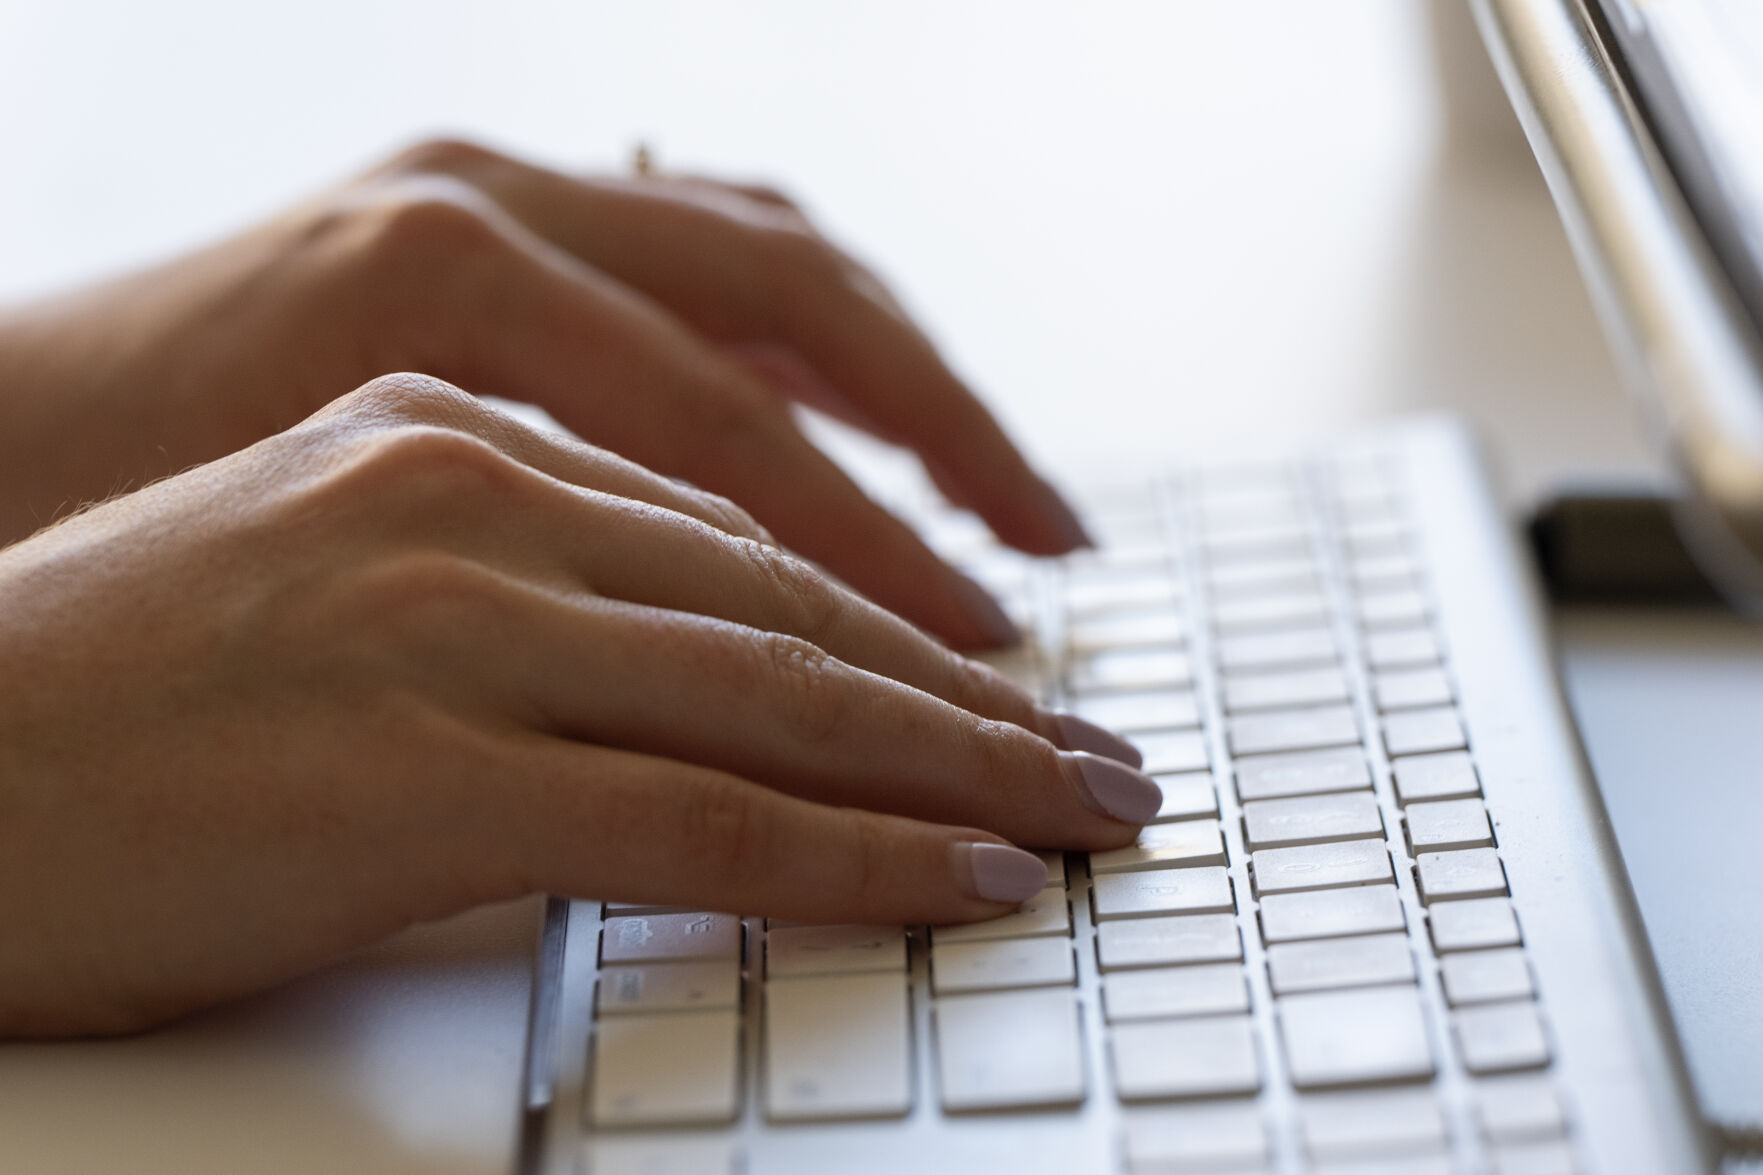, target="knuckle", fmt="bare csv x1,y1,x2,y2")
328,549,509,646
340,372,476,423
755,632,848,747
695,488,772,544
322,422,525,509
364,182,507,261
746,542,842,644
387,136,506,177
